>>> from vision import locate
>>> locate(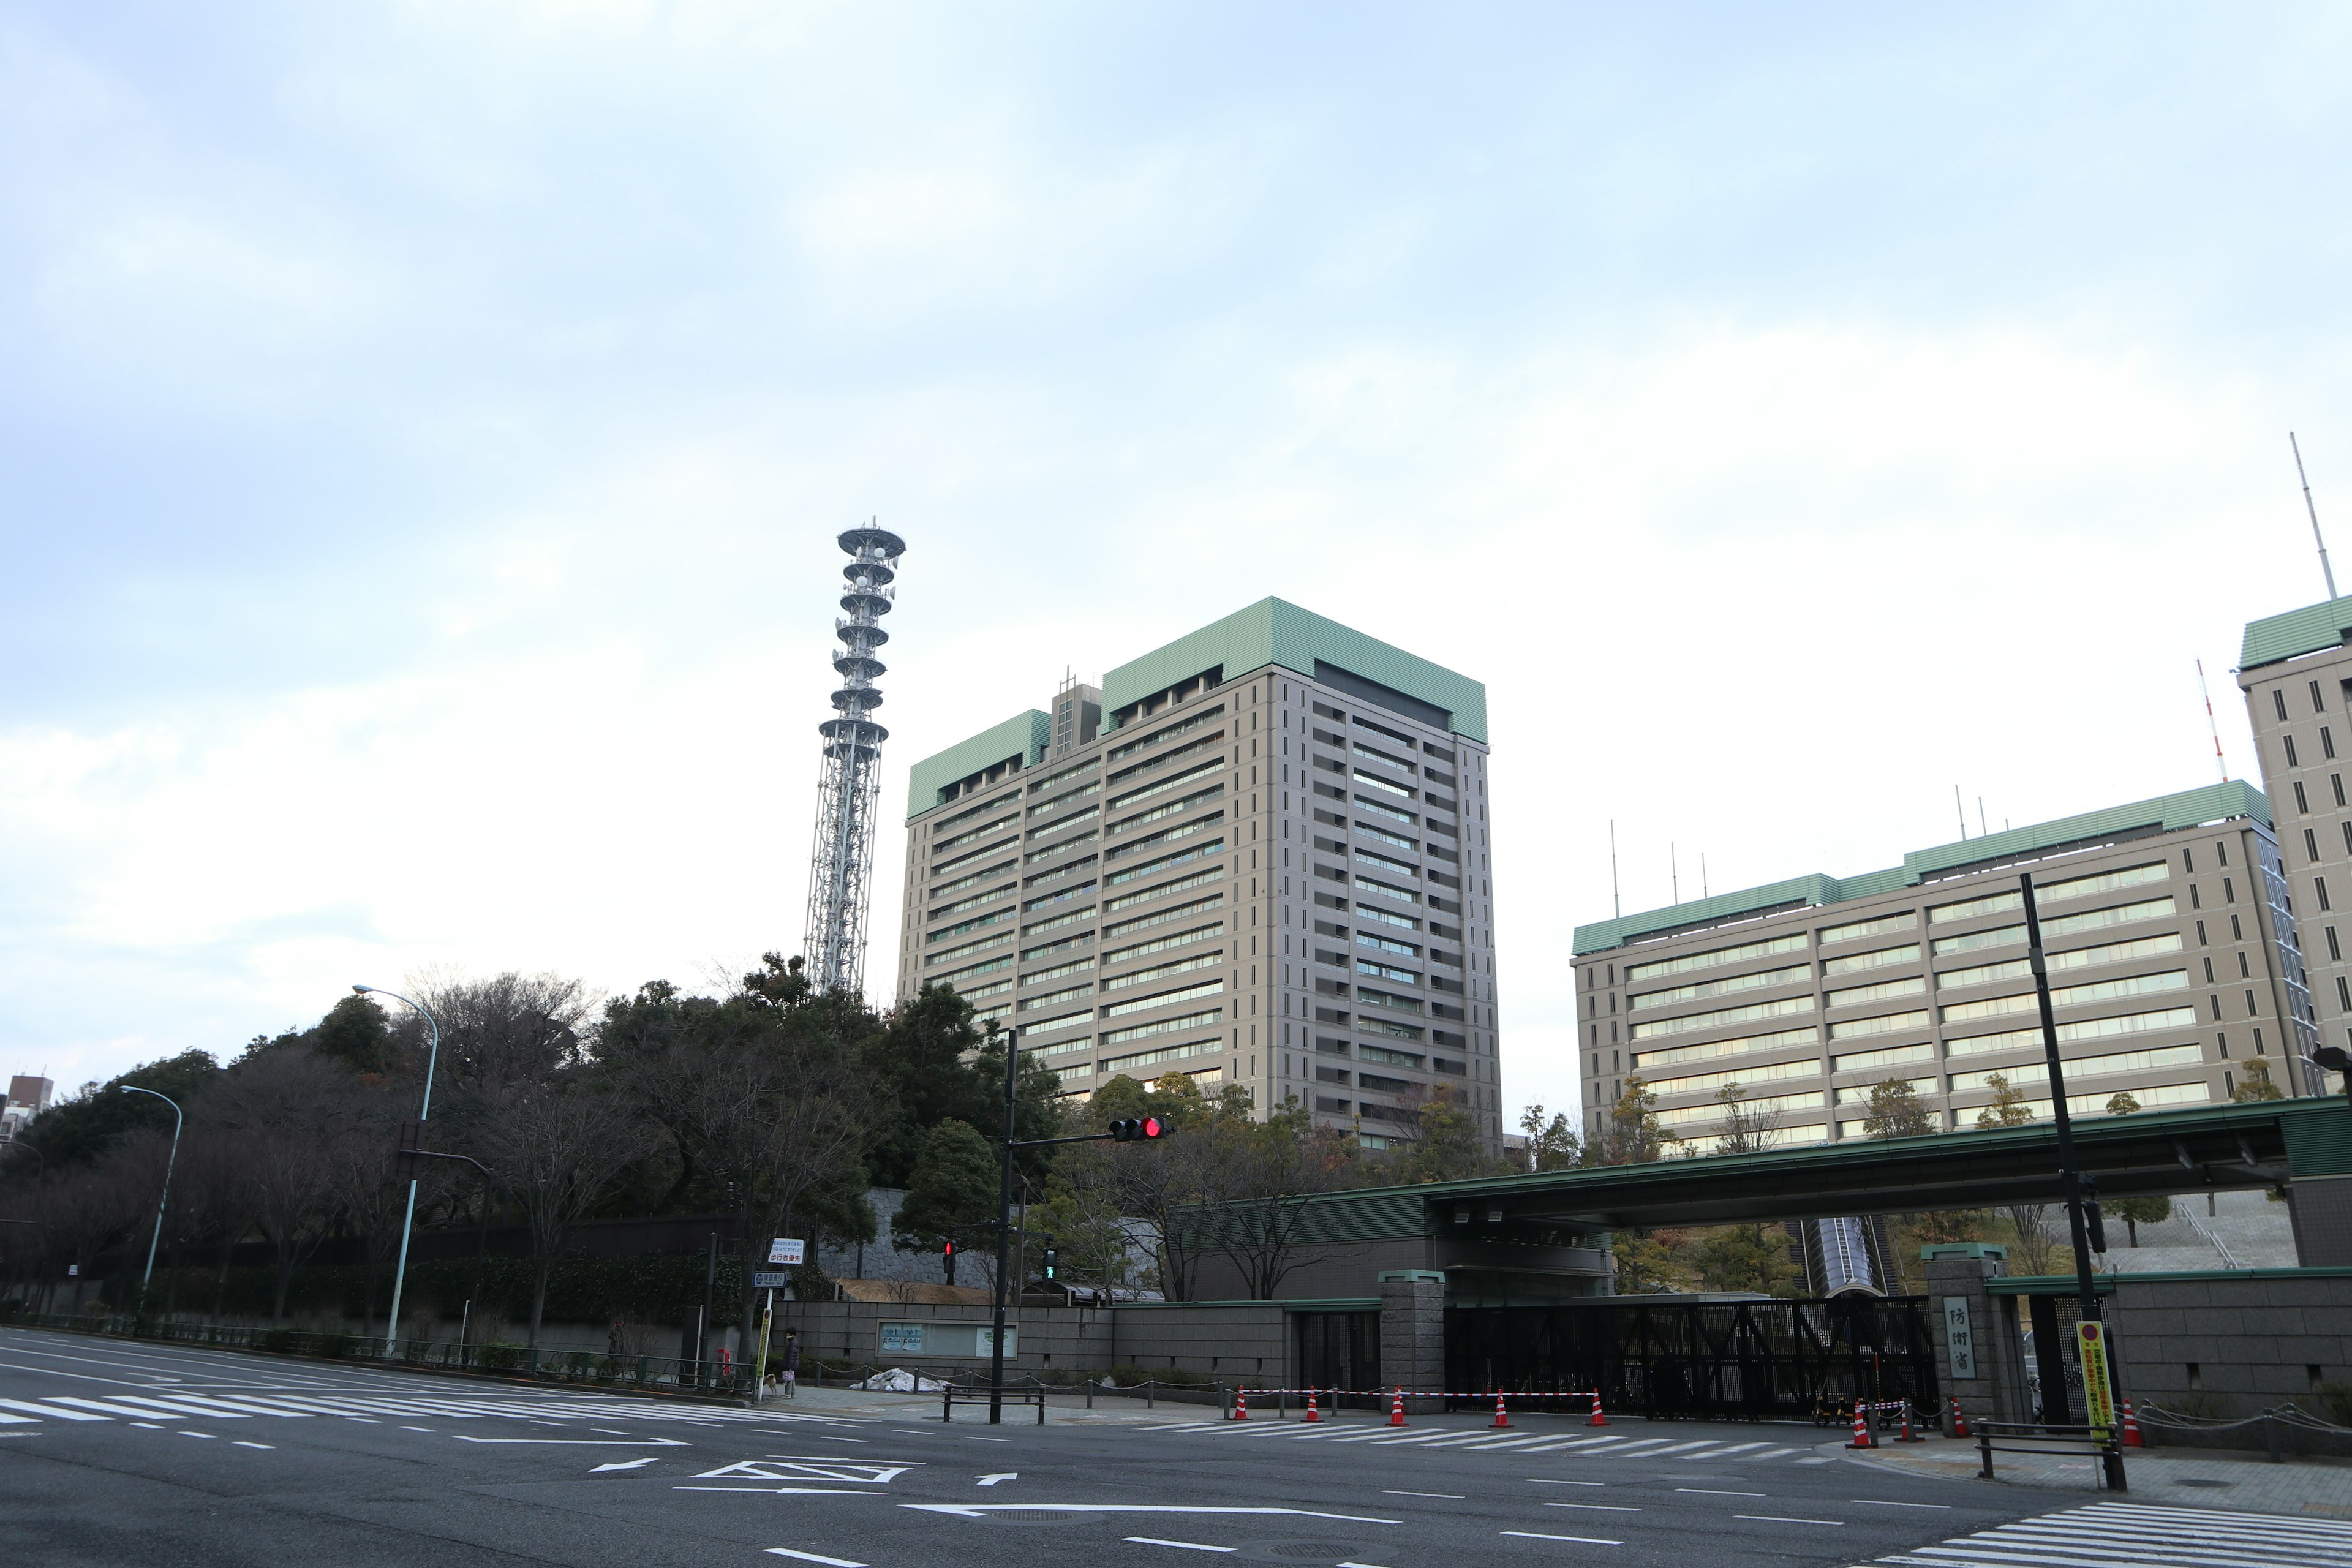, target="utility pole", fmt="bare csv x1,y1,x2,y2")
2021,872,2126,1491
